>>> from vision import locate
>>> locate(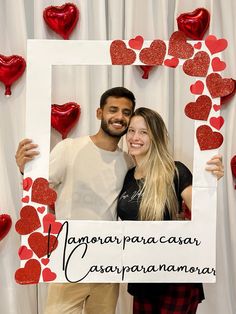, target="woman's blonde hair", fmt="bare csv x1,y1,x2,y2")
132,107,179,220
